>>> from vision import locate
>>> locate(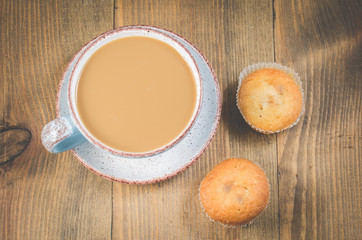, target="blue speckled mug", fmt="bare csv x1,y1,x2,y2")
41,27,202,157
